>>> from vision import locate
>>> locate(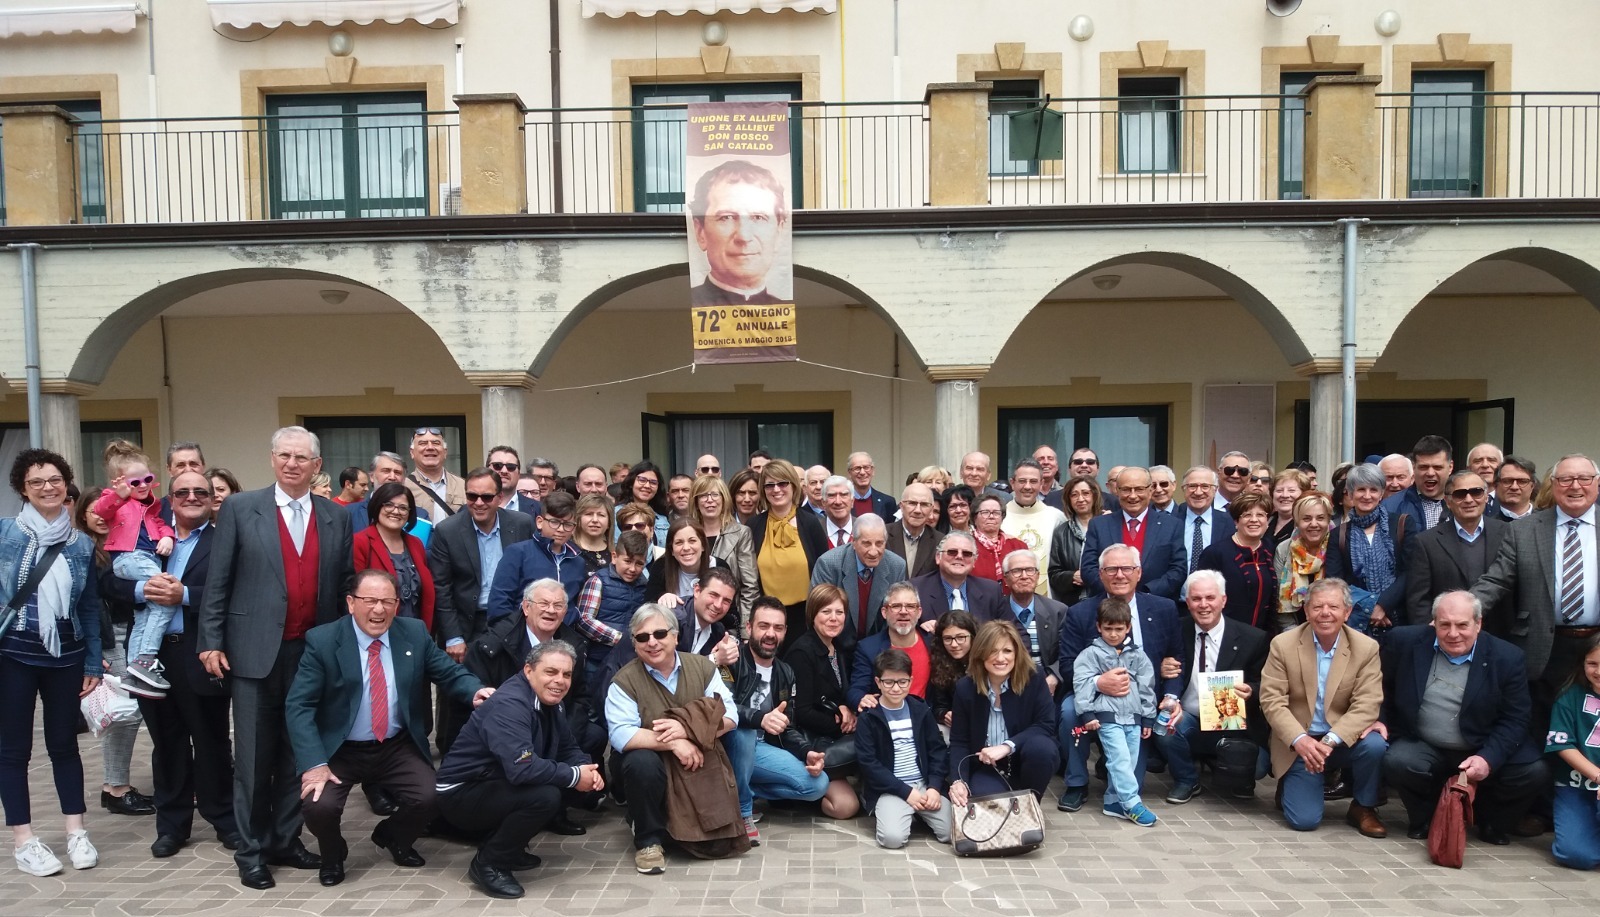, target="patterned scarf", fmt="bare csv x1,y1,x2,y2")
1278,538,1325,618
14,504,75,657
1345,508,1395,599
